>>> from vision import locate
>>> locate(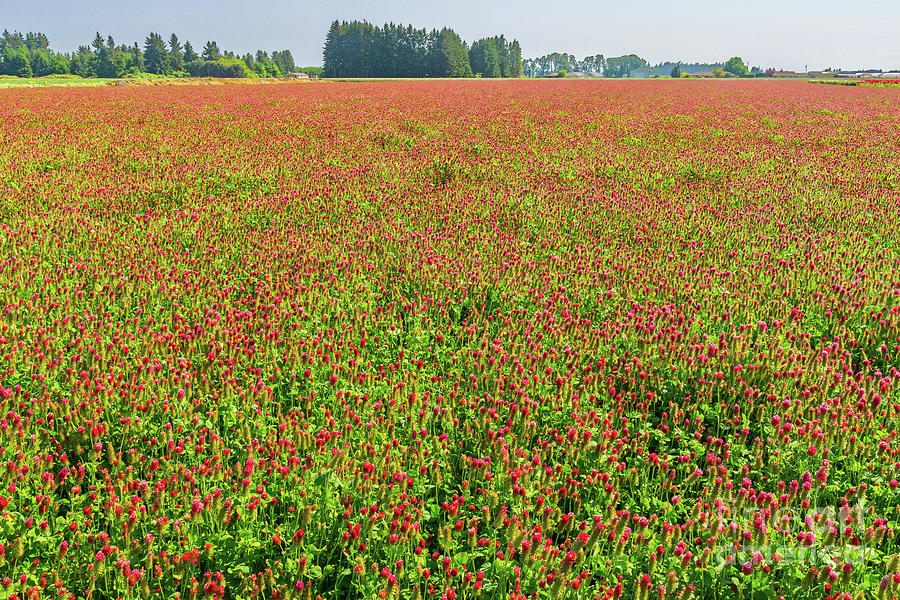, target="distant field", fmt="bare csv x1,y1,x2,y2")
1,80,899,600
0,76,120,87
0,75,837,88
0,76,301,88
